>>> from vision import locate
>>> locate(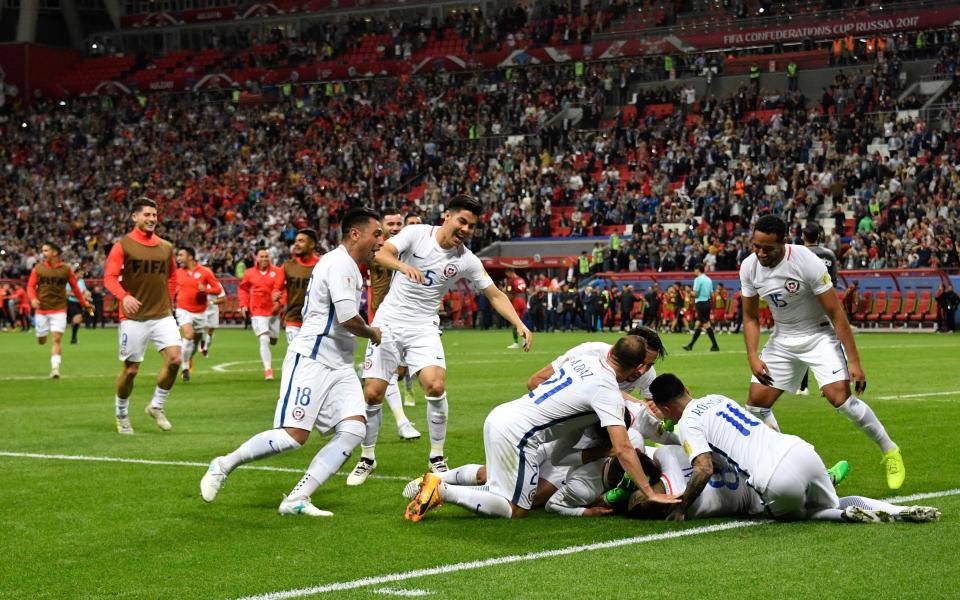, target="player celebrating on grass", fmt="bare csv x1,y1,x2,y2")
645,374,938,523
273,229,320,343
348,195,532,485
200,208,384,516
103,197,181,434
739,215,904,489
238,248,282,380
342,209,421,480
405,336,677,521
26,242,91,378
175,247,223,382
